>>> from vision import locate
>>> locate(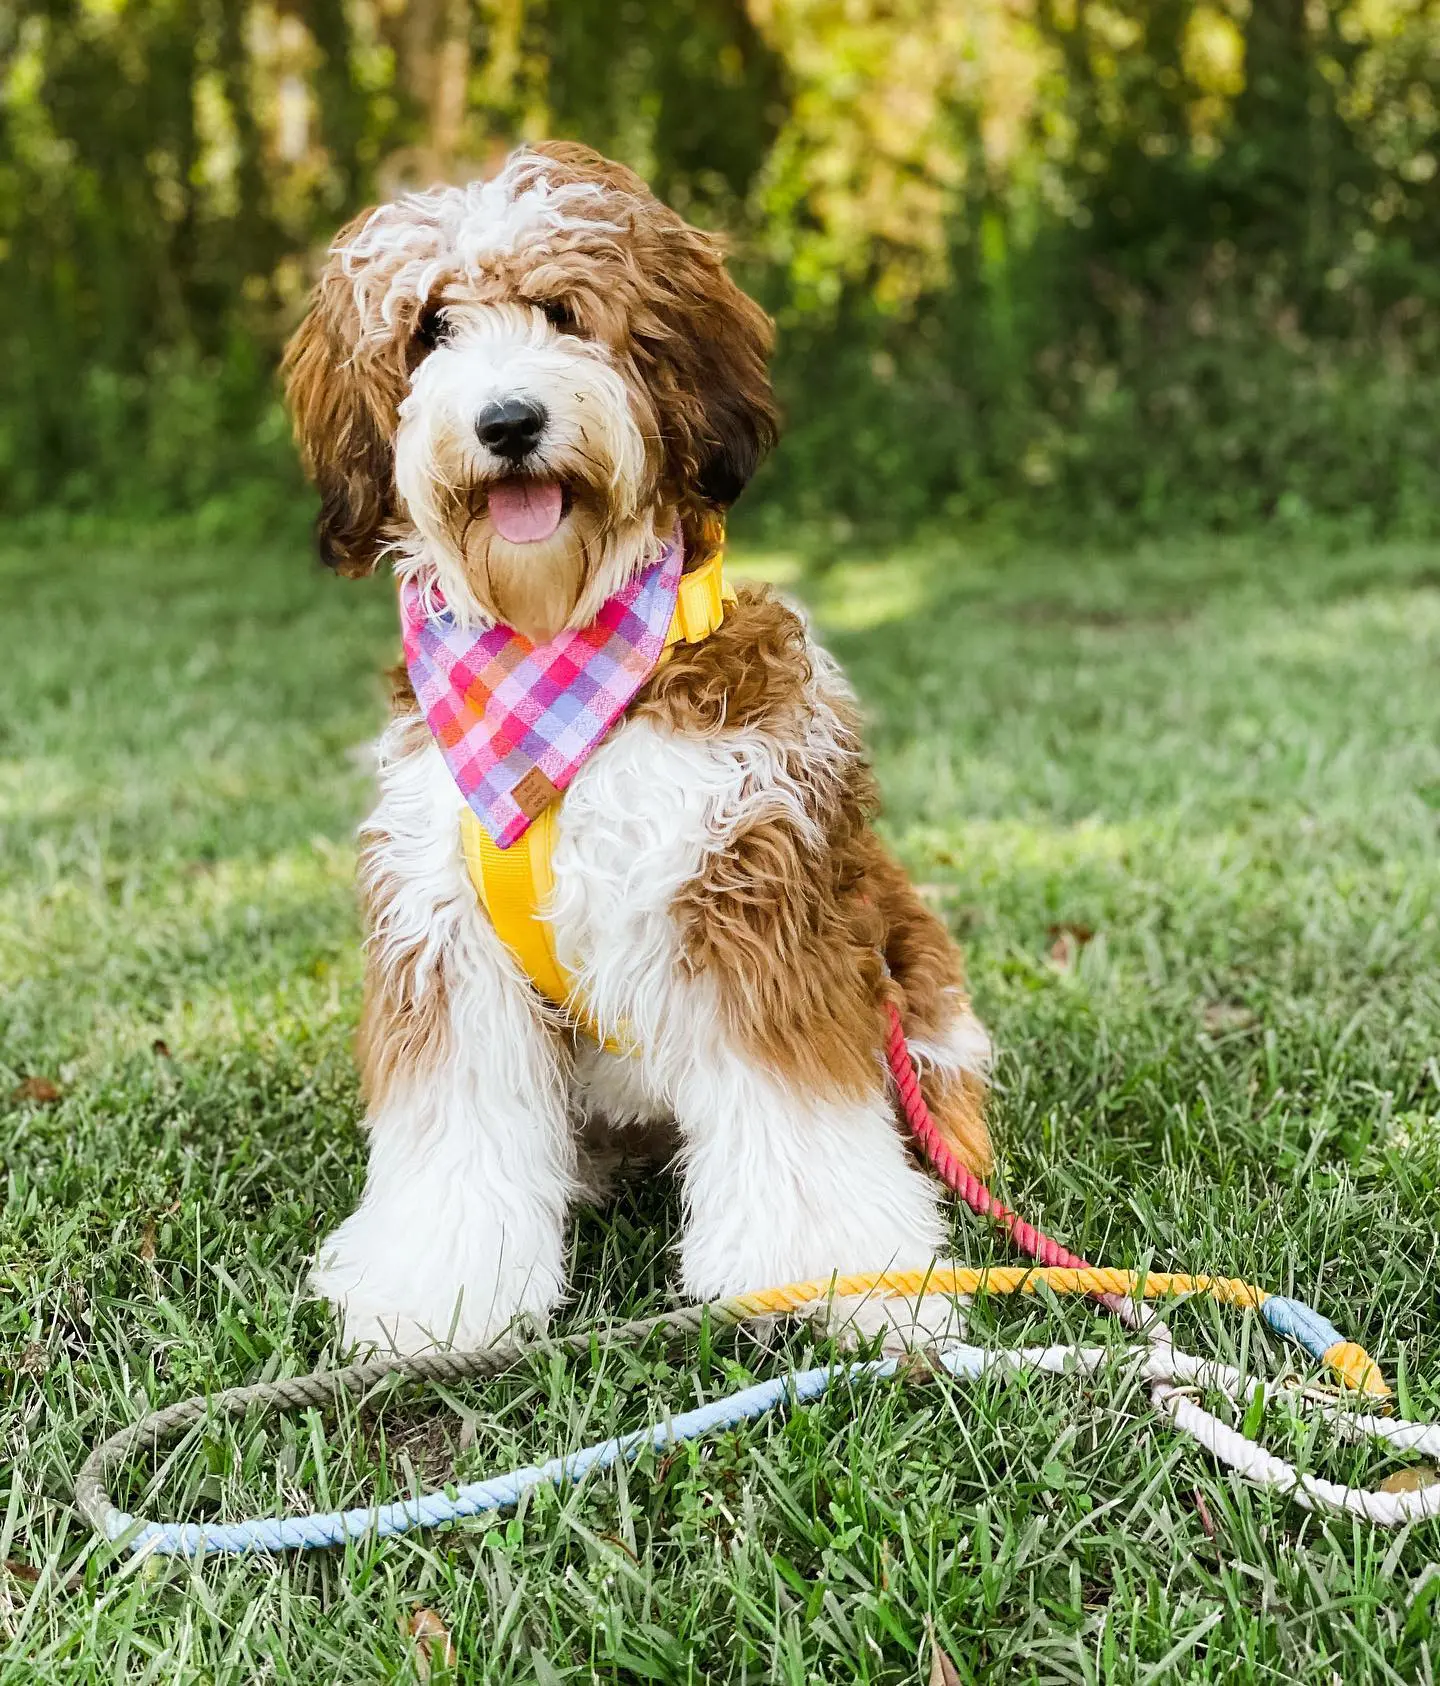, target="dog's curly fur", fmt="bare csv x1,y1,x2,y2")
285,142,990,1355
